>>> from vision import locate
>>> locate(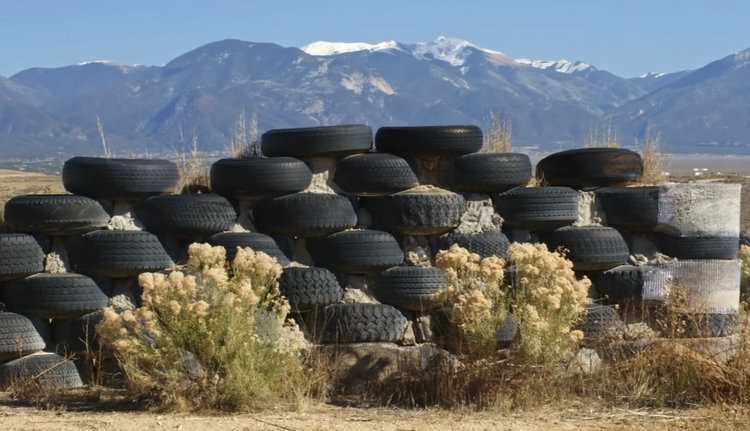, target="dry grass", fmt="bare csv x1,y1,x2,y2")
481,111,512,153
584,122,620,148
639,130,668,184
175,131,210,194
228,110,260,159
